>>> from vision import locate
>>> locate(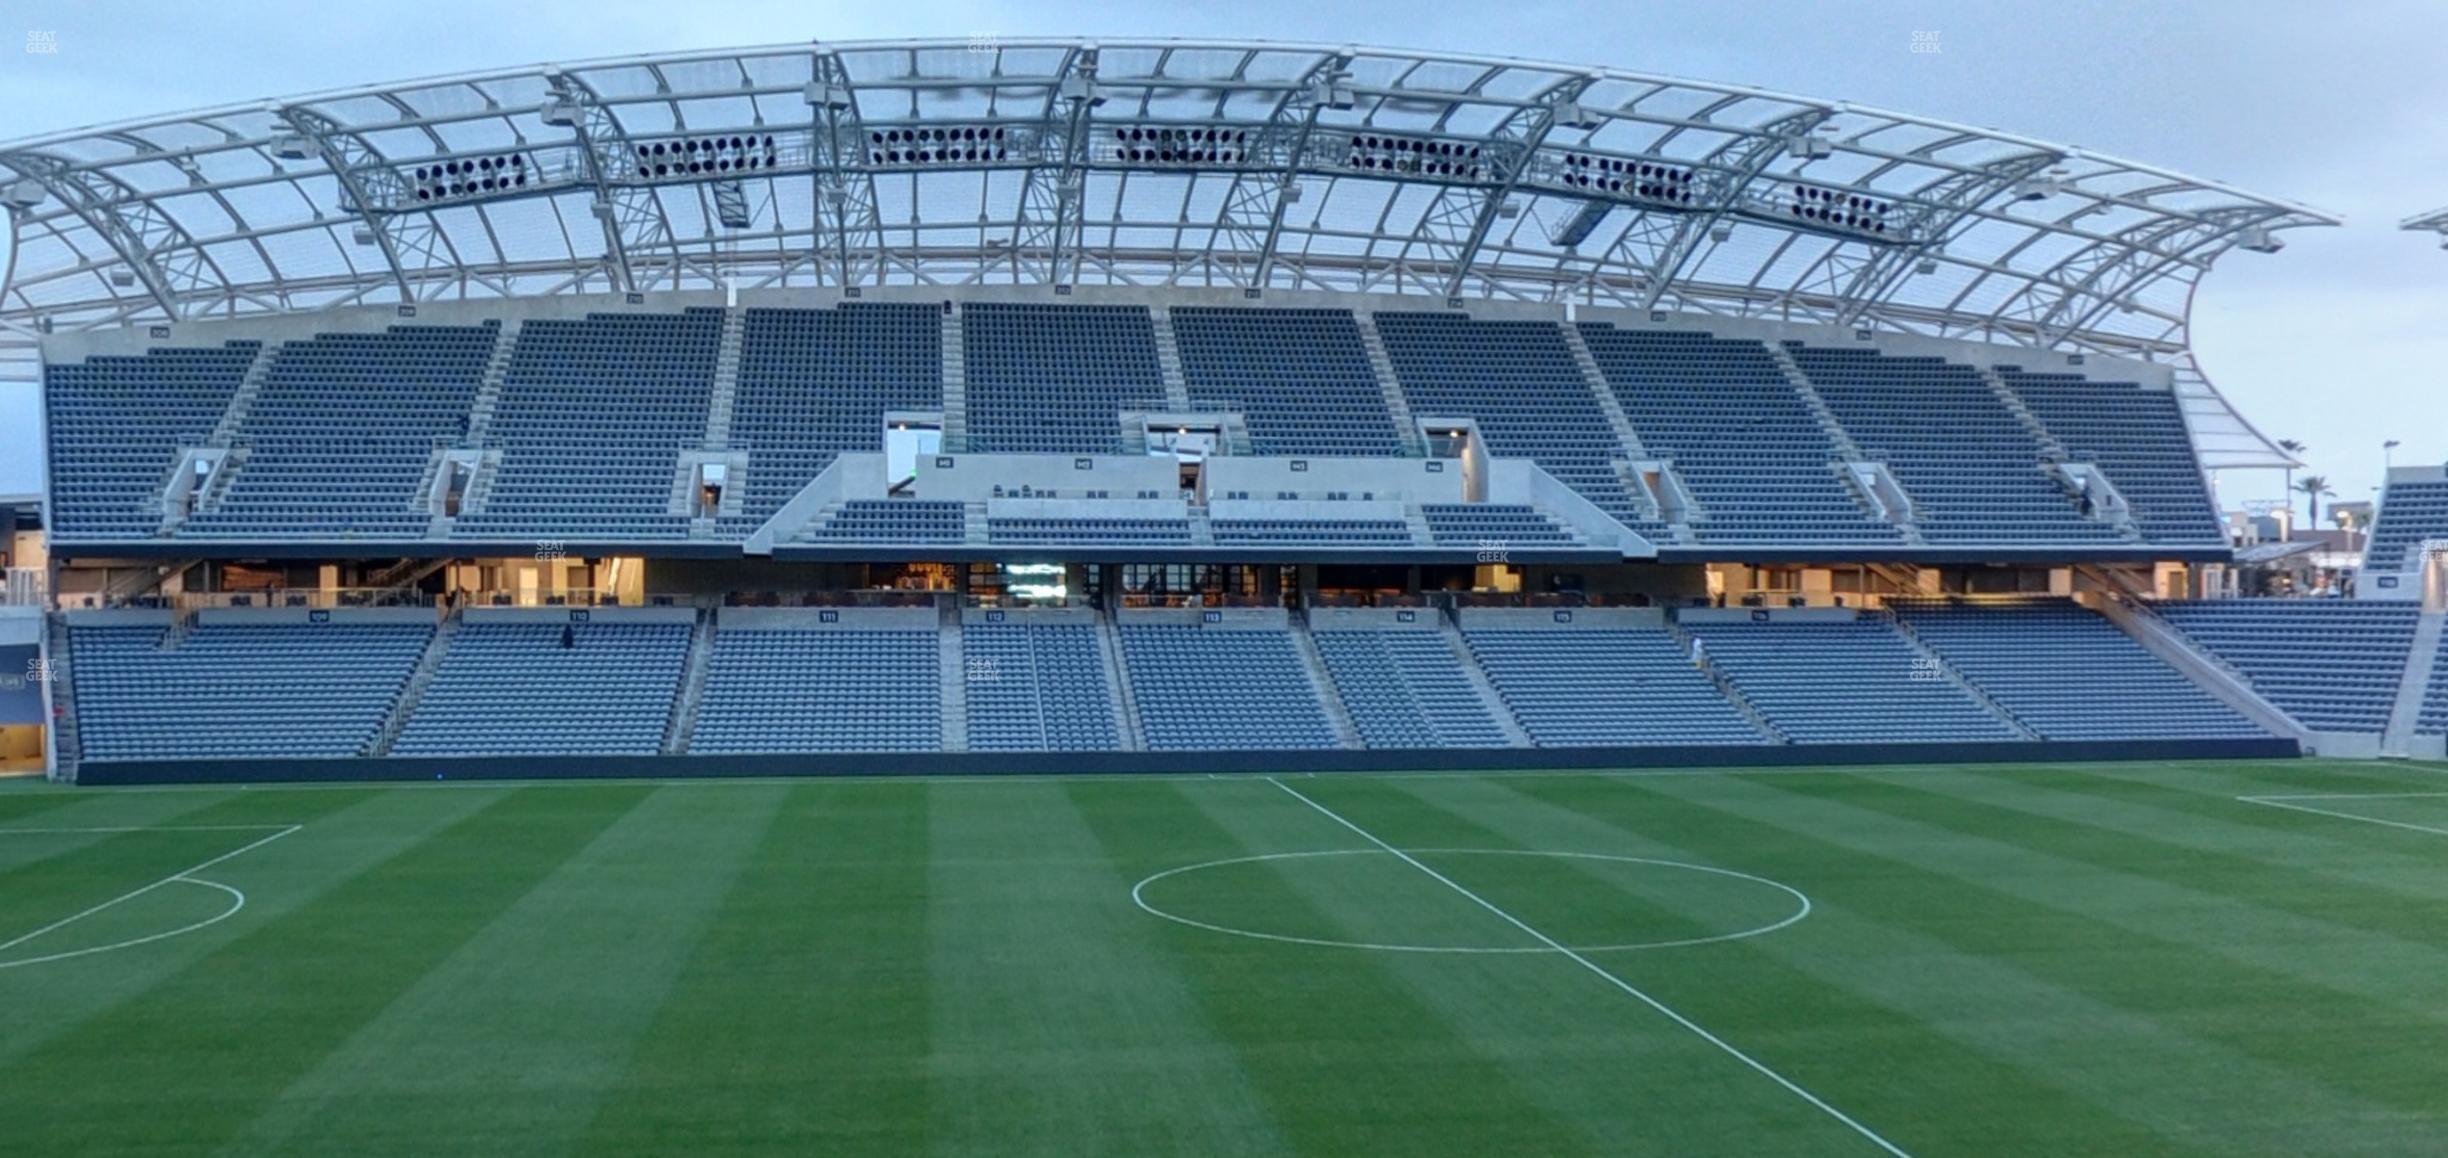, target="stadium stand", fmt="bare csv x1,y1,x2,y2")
1578,326,1899,544
800,501,967,544
961,622,1120,750
1312,630,1513,748
1171,307,1405,455
990,518,1192,545
1792,345,2119,545
69,620,431,759
1681,615,2020,743
1119,624,1338,749
392,621,691,756
731,303,943,526
1463,626,1766,746
184,325,496,539
1374,313,1657,531
2152,600,2418,733
2364,476,2448,574
44,342,258,539
962,302,1169,453
1210,519,1412,546
1995,369,2225,543
1420,504,1581,546
1890,598,2267,739
454,310,721,540
690,625,942,753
